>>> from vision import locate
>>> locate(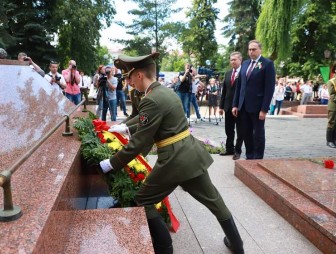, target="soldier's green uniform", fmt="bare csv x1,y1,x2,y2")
326,77,336,148
108,53,244,254
122,88,143,124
